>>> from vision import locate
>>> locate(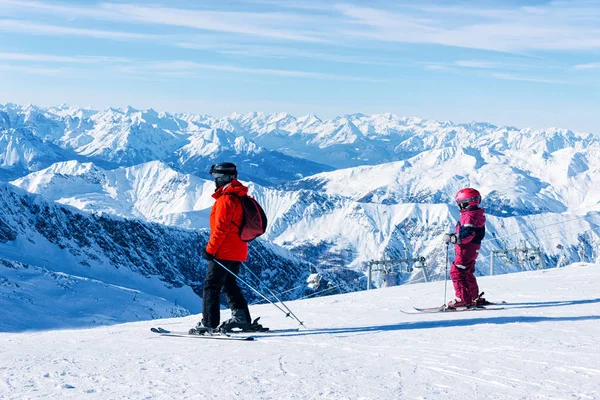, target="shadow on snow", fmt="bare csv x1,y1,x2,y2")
252,298,600,339
256,315,600,339
498,298,600,309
